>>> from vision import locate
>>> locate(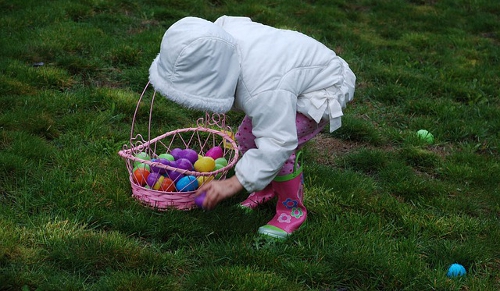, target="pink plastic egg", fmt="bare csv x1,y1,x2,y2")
205,146,223,160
